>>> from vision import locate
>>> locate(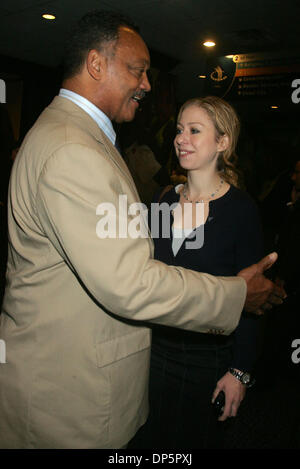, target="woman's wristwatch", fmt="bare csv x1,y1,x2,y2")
228,368,255,388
